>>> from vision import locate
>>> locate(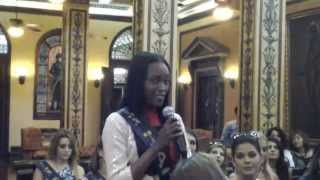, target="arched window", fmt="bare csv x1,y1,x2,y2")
109,26,133,84
0,28,8,54
34,29,62,120
110,26,133,61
